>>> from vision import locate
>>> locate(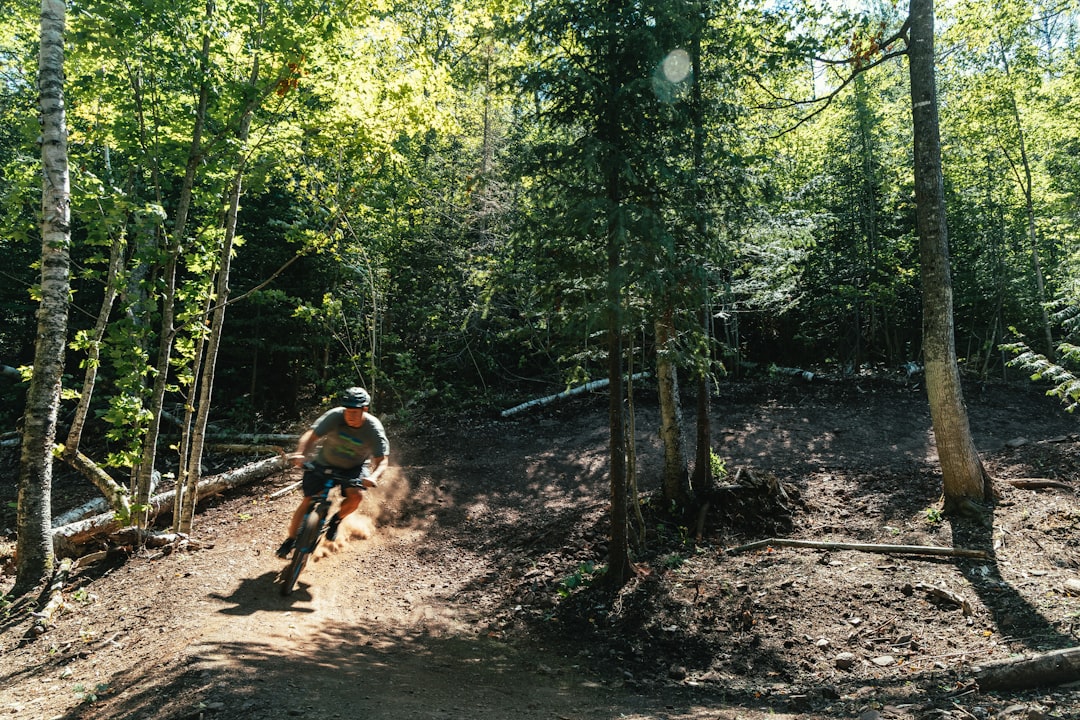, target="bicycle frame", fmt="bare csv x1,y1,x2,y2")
279,468,339,597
